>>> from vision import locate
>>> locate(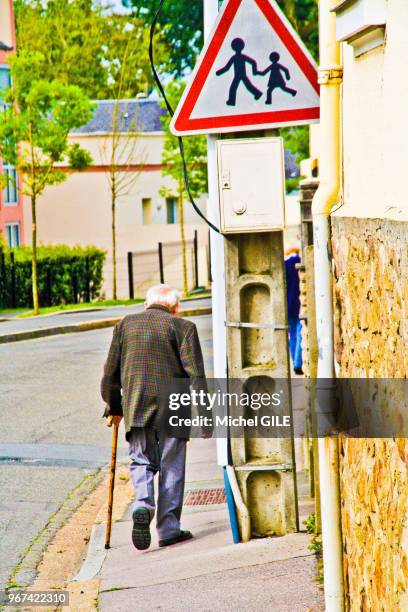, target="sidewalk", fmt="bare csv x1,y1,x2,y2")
0,297,211,343
76,438,324,612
